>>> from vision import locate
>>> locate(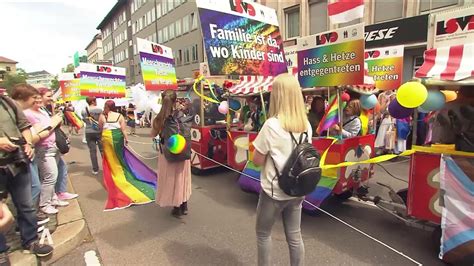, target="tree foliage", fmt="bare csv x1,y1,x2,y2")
50,75,60,90
62,64,75,73
0,69,28,94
